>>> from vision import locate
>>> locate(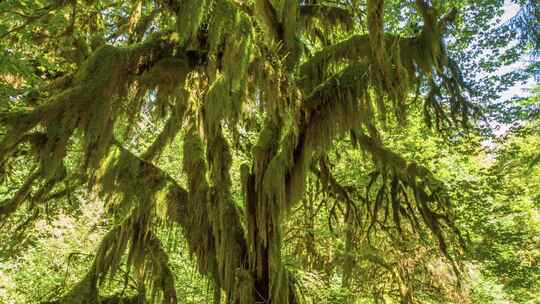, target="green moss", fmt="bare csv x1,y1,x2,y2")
0,2,471,303
175,0,207,47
